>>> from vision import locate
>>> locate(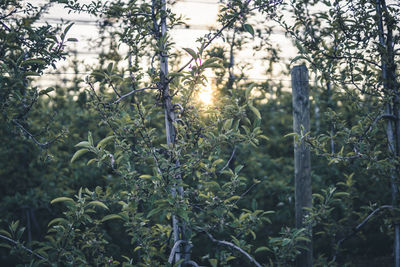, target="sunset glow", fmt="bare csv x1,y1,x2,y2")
198,83,213,105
